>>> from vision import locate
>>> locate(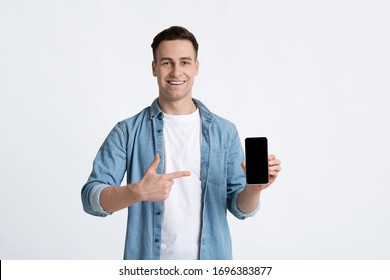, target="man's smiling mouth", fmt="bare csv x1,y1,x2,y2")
167,80,185,85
